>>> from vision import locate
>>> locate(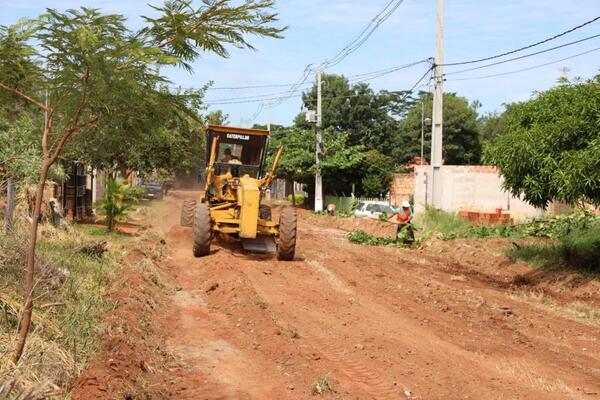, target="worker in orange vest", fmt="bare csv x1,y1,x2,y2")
394,200,414,242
